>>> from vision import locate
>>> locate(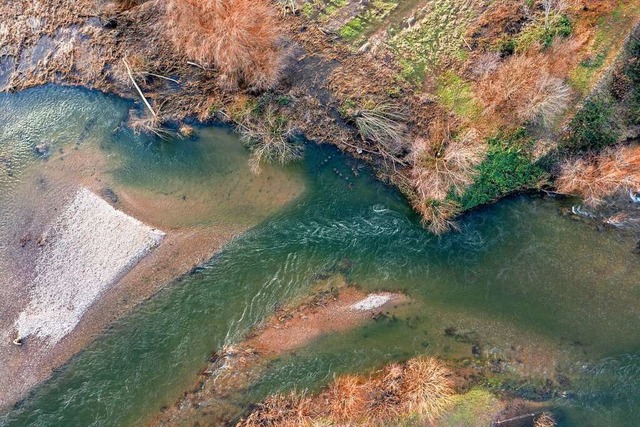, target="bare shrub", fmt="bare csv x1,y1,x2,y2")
411,119,486,201
524,74,571,127
165,0,287,92
415,199,462,235
556,144,640,206
353,103,408,155
477,52,572,129
471,52,501,79
238,105,303,173
534,411,557,427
